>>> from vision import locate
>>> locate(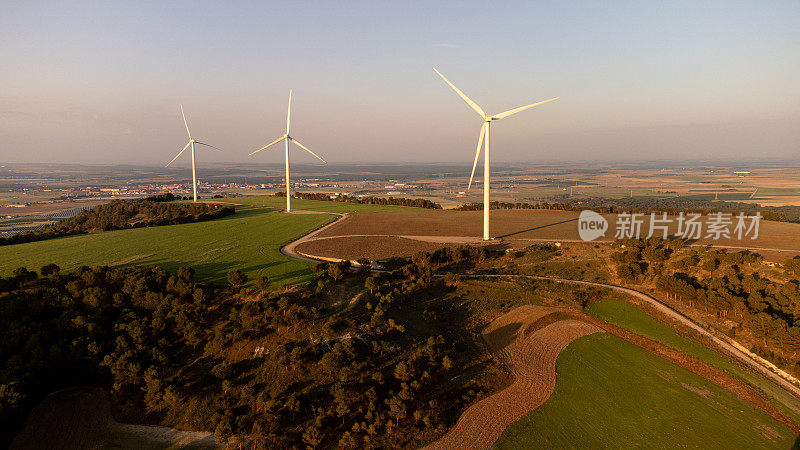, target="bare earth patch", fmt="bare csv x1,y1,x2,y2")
295,236,446,260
